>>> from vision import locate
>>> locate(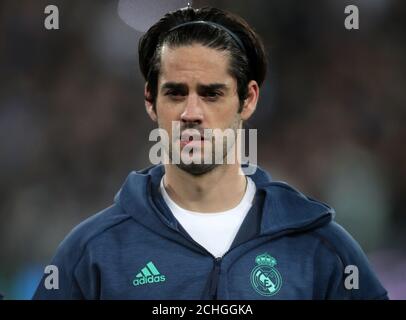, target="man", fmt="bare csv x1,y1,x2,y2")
33,6,388,299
